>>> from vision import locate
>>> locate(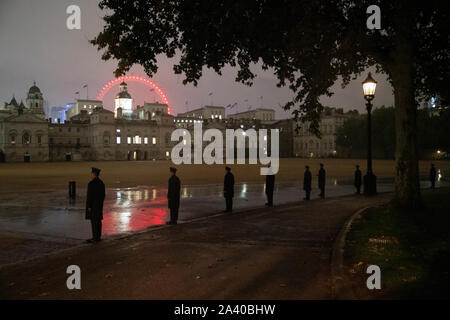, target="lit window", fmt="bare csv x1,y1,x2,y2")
116,136,121,144
116,128,121,133
127,136,131,144
152,137,157,145
144,137,148,144
134,135,141,144
166,151,169,157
